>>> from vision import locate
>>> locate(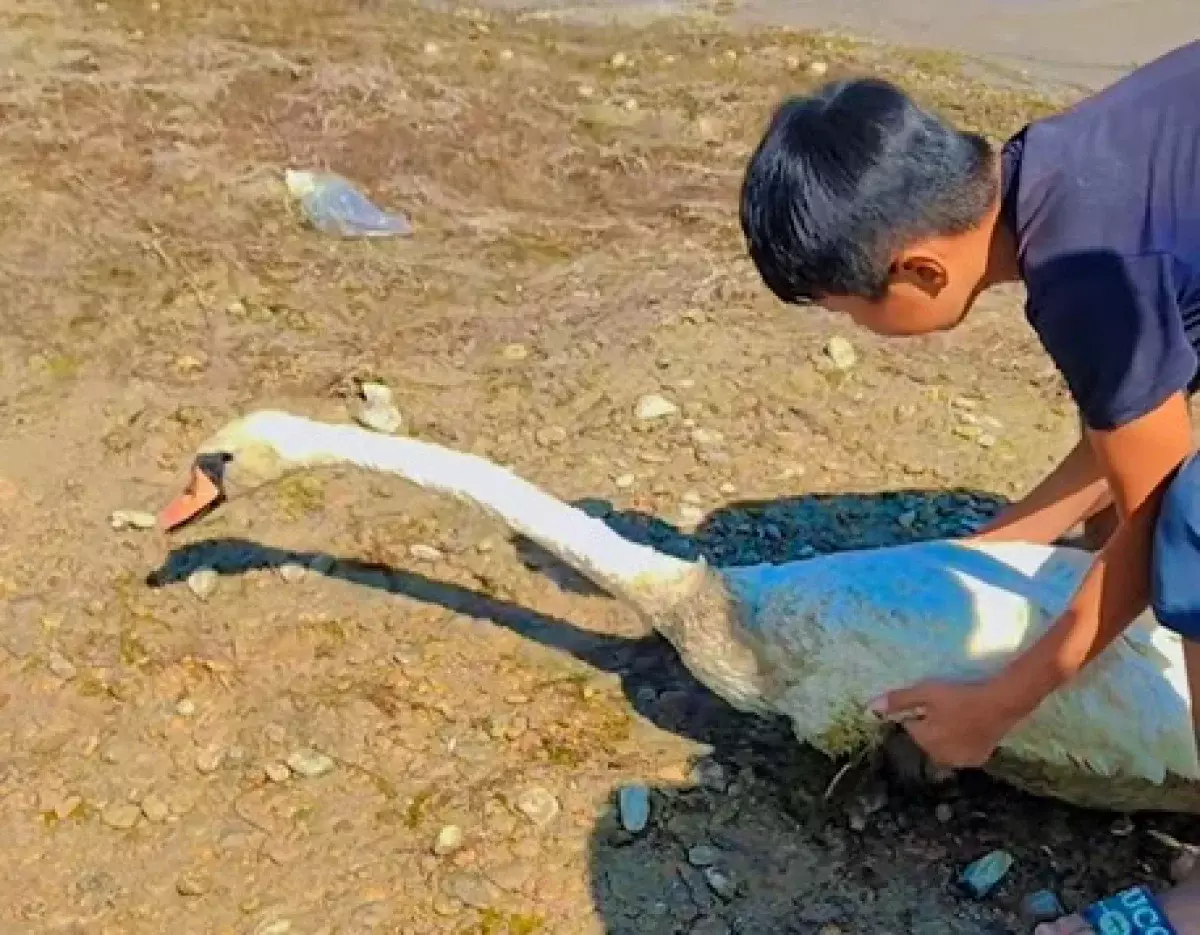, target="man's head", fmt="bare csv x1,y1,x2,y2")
740,78,1000,335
